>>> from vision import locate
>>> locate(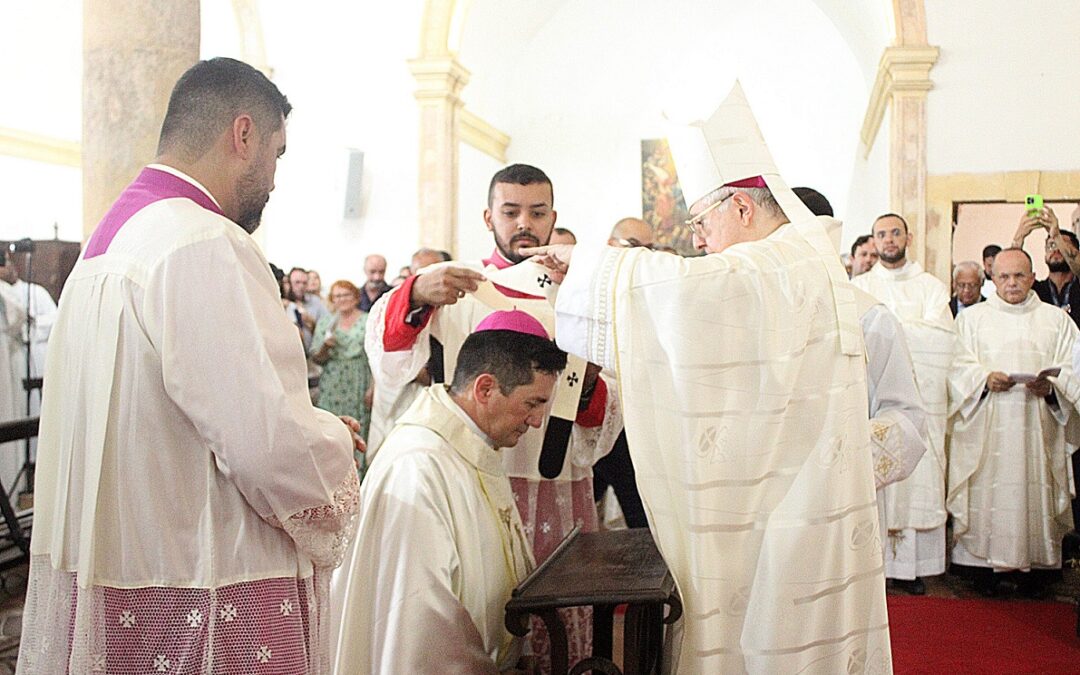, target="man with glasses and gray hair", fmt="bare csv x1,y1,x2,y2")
525,82,890,673
951,260,985,317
